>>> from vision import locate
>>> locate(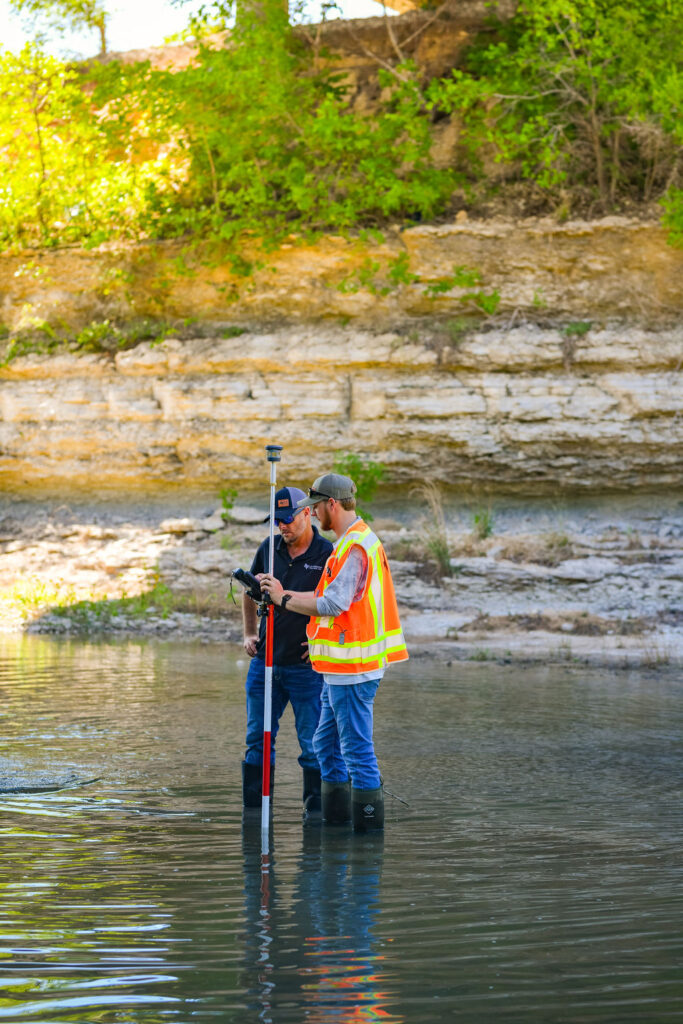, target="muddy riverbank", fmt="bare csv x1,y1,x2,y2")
1,492,681,668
